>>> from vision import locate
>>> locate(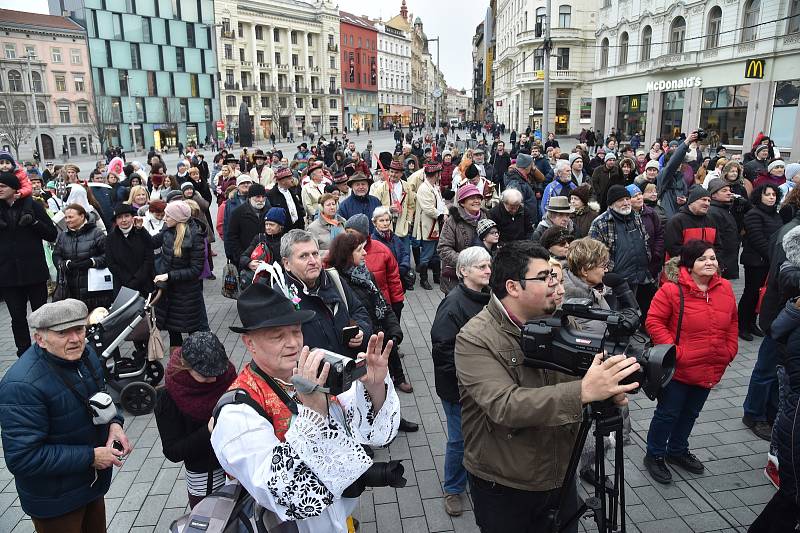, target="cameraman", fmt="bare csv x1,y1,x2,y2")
455,241,640,532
